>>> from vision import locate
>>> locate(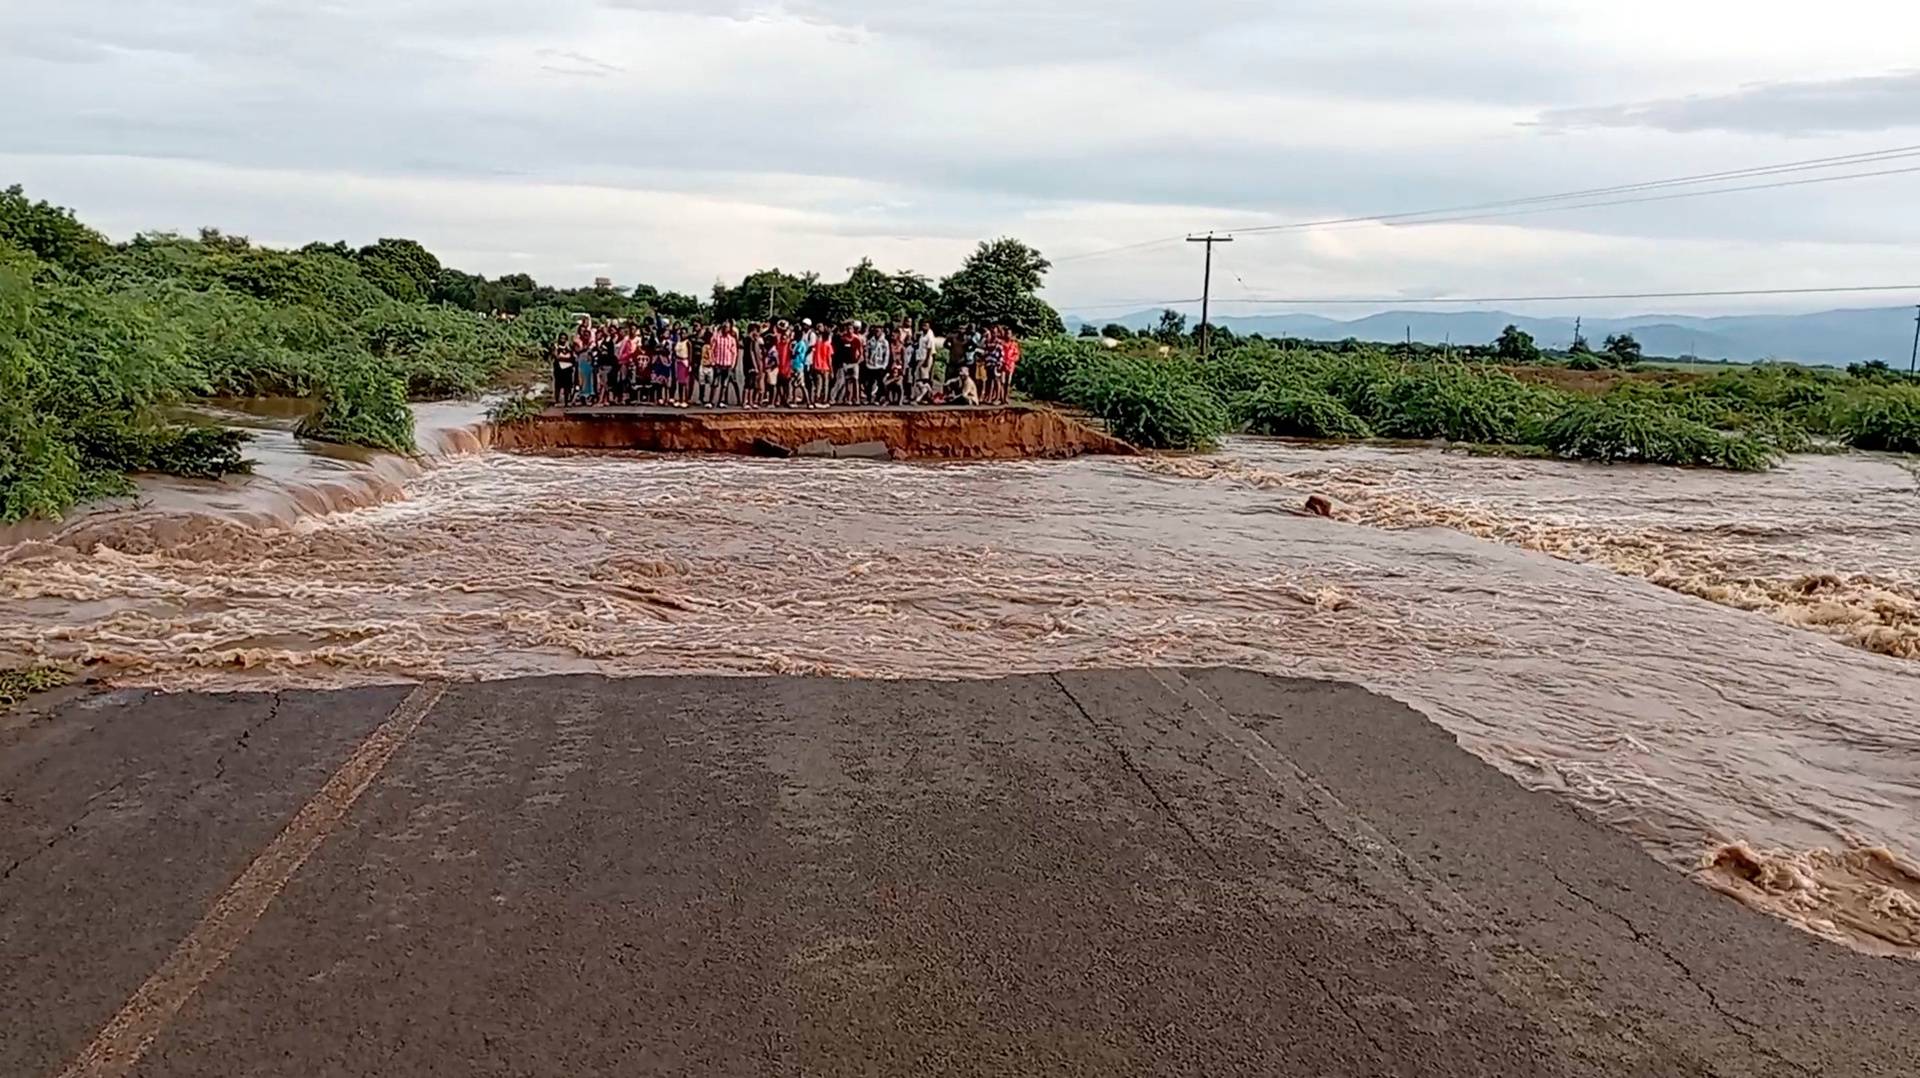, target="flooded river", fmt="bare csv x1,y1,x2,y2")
3,410,1918,956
